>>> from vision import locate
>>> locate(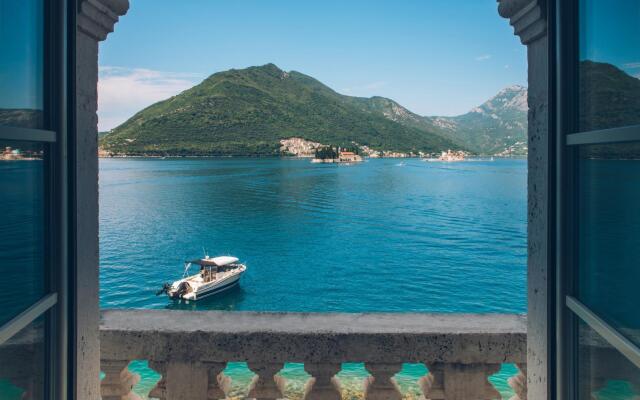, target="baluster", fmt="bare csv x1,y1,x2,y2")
148,361,166,399
363,363,402,400
508,363,527,400
162,361,229,400
303,363,342,400
247,362,286,400
204,362,231,400
101,360,141,400
419,363,444,400
421,362,501,400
